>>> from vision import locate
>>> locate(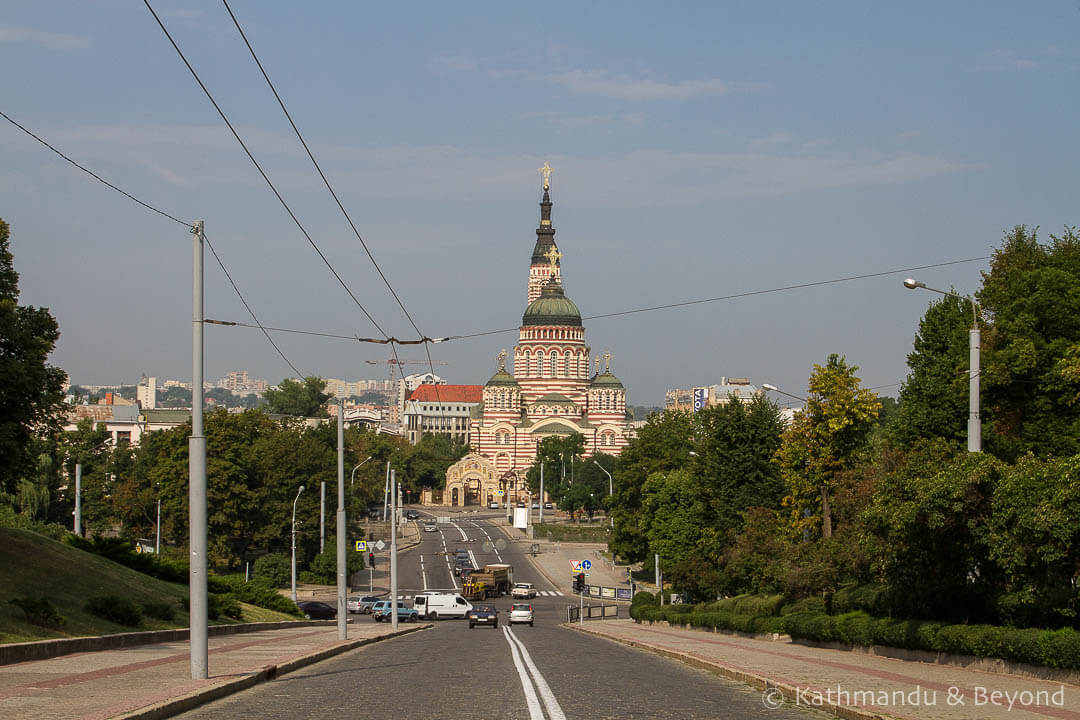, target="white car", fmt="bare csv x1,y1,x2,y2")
423,522,437,532
511,582,537,599
509,603,534,626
